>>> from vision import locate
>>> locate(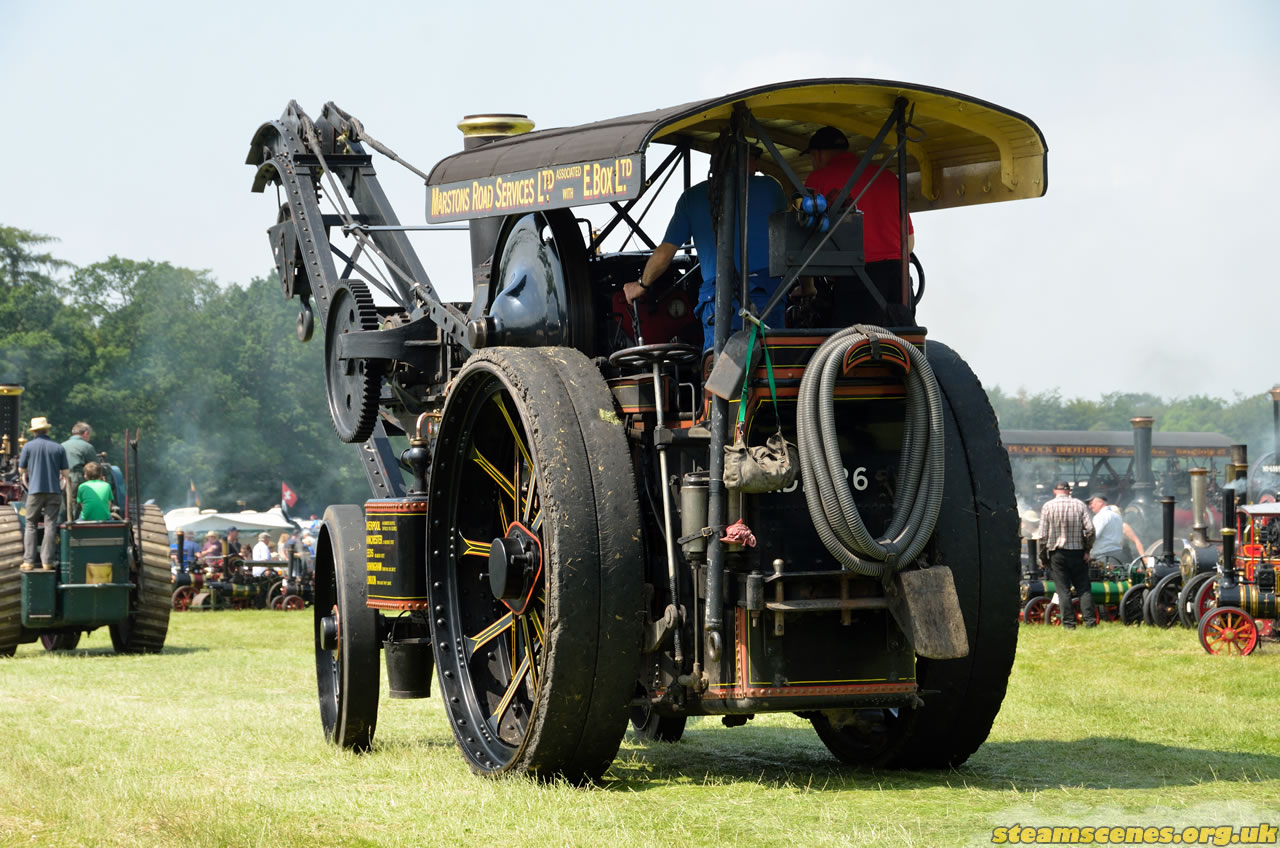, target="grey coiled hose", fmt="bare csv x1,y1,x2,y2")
797,325,945,578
